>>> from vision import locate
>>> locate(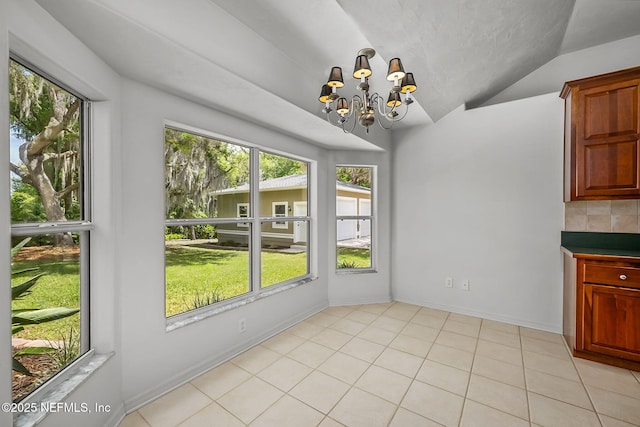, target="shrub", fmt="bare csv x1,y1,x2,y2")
11,238,79,376
48,328,80,370
183,287,225,311
165,233,186,240
337,260,357,269
193,224,216,239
